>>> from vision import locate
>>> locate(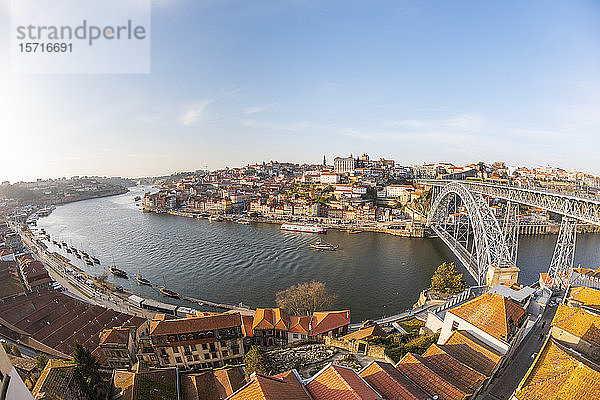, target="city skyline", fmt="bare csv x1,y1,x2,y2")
1,0,600,182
